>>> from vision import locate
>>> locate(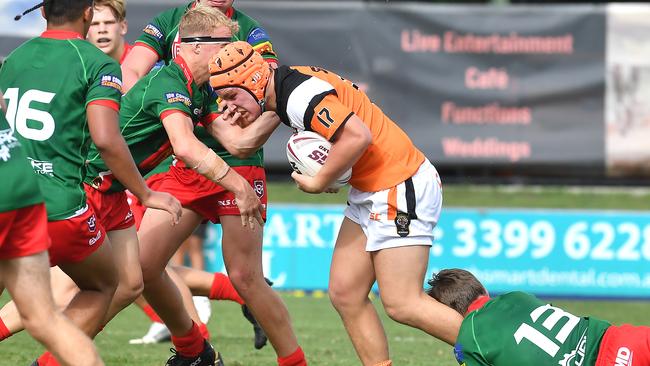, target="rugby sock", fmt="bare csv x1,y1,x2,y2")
372,361,392,366
0,318,12,340
36,351,59,366
277,346,307,366
171,321,204,358
209,272,244,305
142,304,164,323
198,322,210,340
